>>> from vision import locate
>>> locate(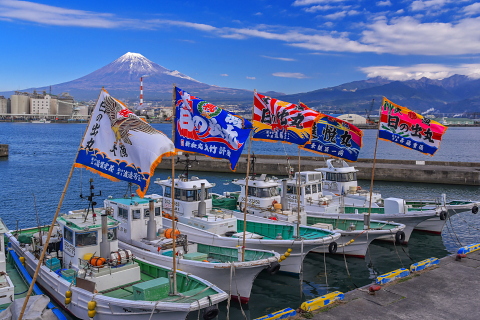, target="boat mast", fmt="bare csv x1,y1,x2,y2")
170,84,178,295
367,100,382,229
